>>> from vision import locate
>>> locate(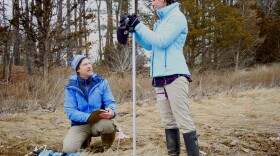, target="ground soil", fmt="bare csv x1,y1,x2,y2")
0,88,279,156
